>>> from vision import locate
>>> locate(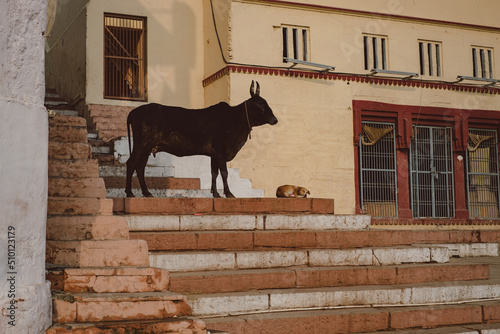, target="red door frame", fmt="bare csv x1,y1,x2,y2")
353,100,500,220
